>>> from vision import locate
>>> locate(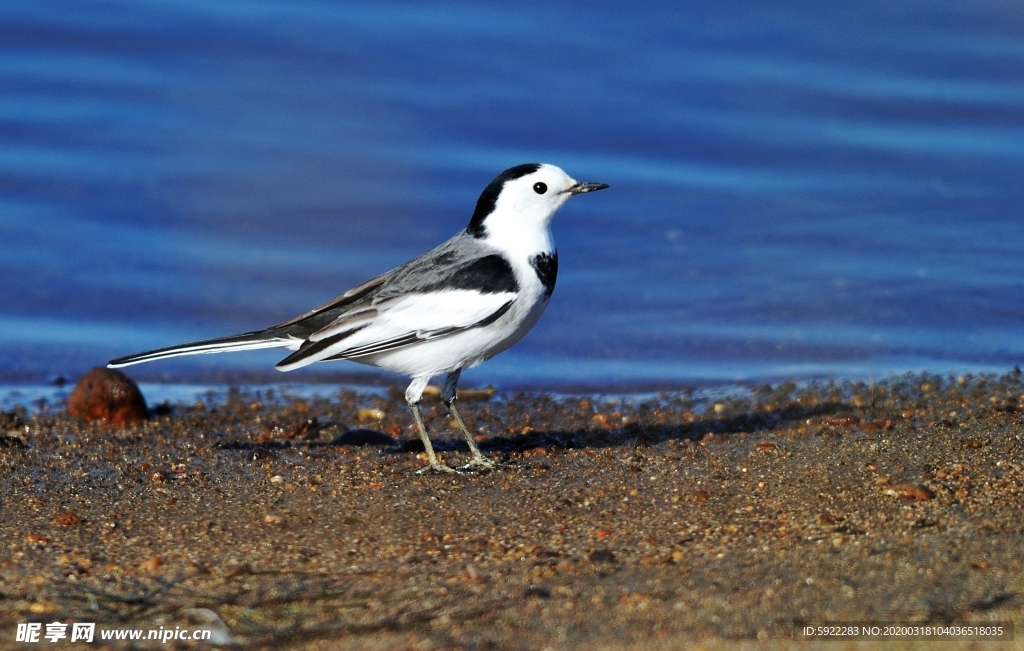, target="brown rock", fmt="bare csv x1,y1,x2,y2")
691,490,711,503
67,367,147,426
140,555,162,573
826,412,861,427
28,602,56,614
860,419,893,432
51,511,81,526
886,484,935,501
